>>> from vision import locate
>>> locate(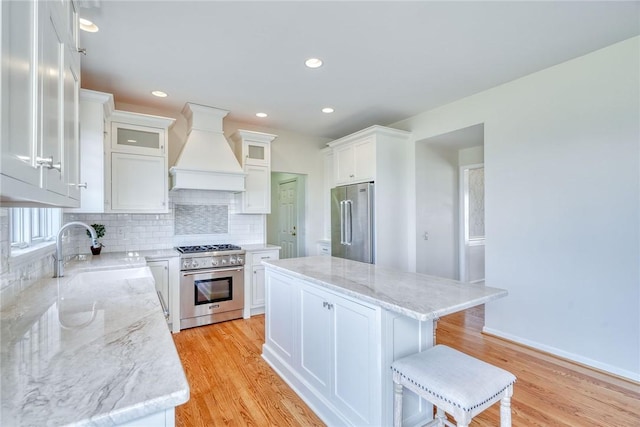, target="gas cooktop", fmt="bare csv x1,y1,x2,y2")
176,244,242,254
